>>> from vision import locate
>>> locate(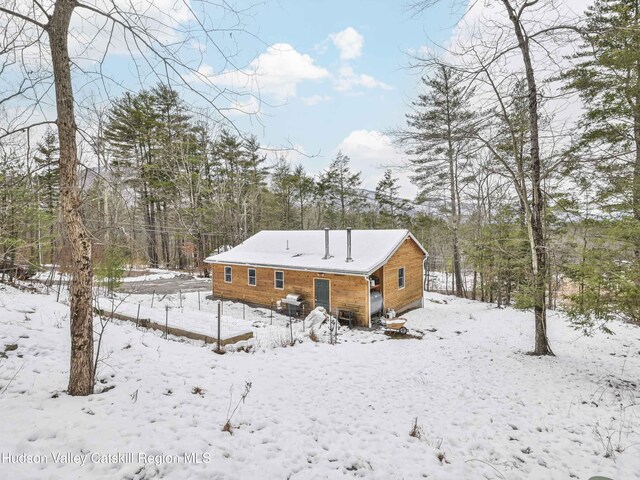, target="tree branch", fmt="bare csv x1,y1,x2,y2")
0,6,48,30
